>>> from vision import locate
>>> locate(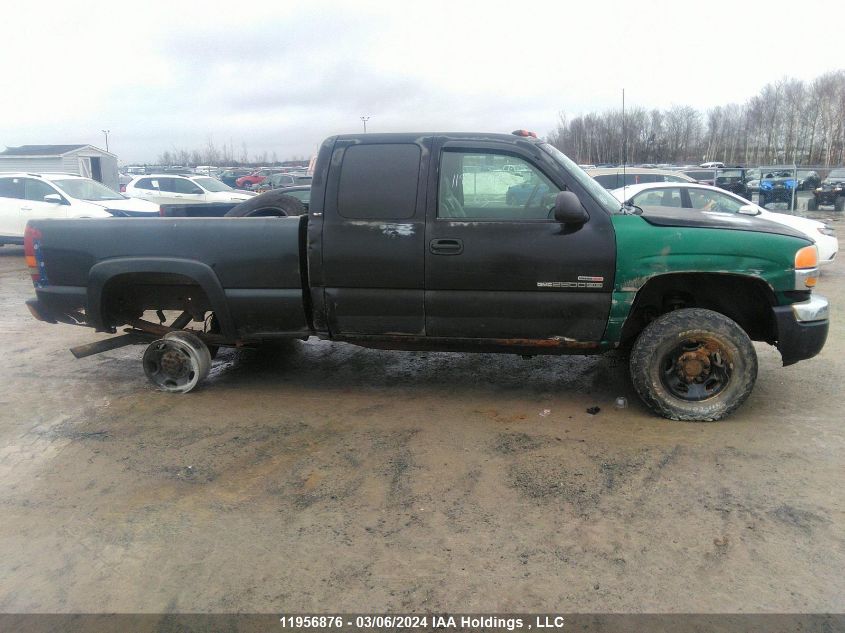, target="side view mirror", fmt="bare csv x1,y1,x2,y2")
553,191,589,224
738,204,760,216
43,193,64,204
